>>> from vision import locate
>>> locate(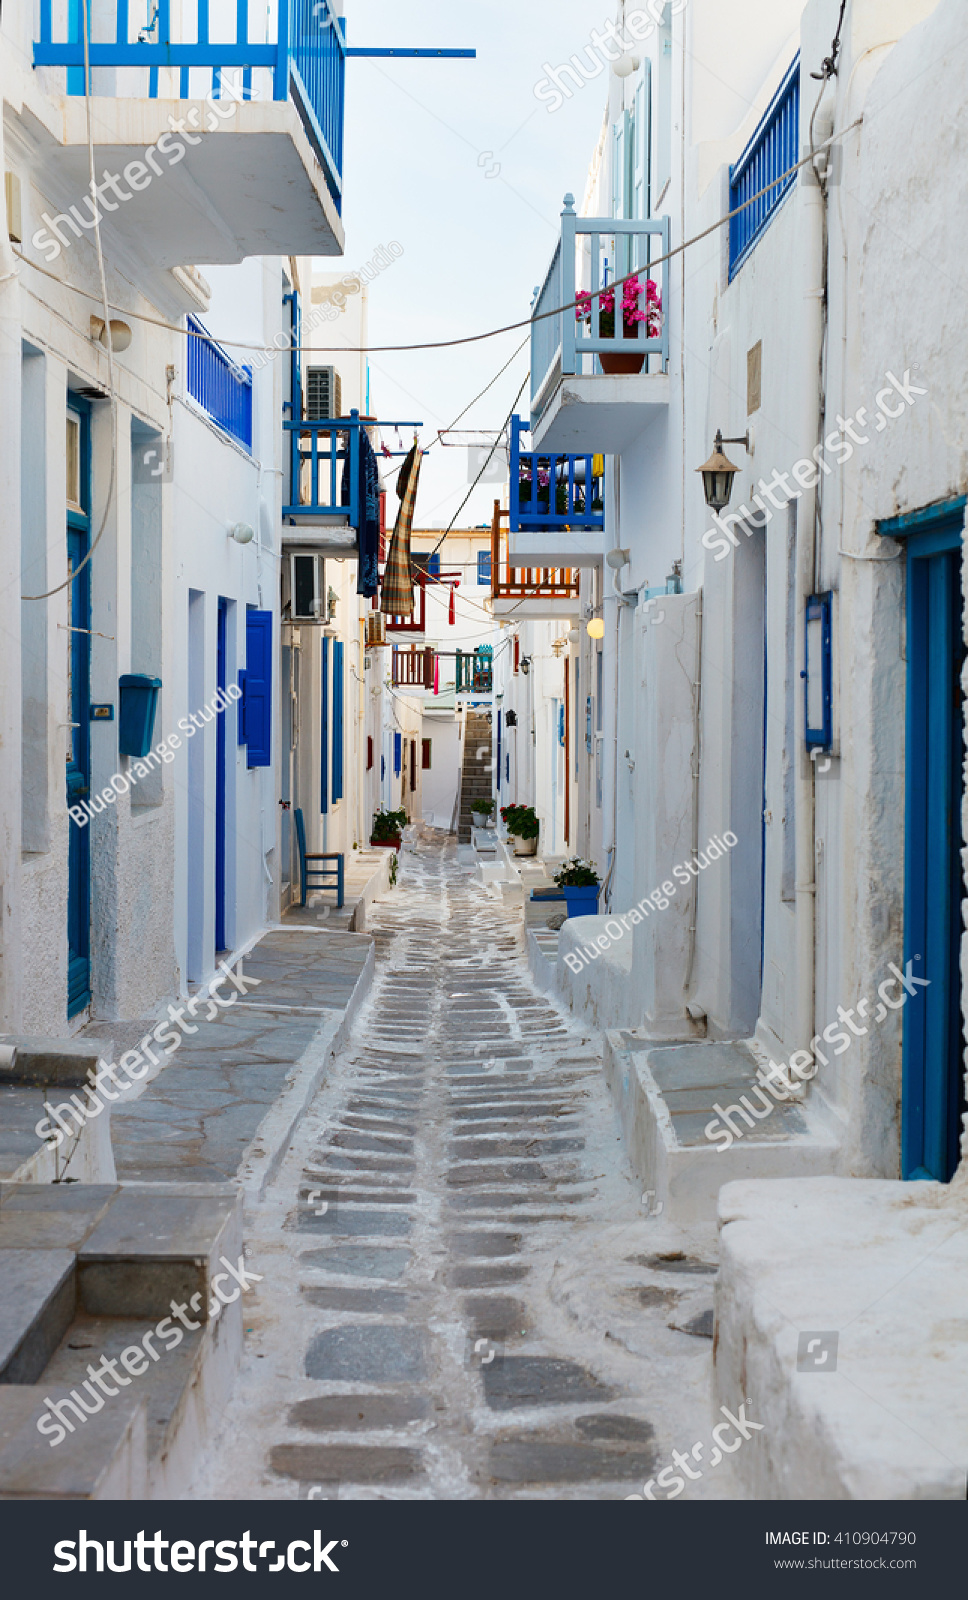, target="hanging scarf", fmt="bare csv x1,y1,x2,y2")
380,442,421,616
